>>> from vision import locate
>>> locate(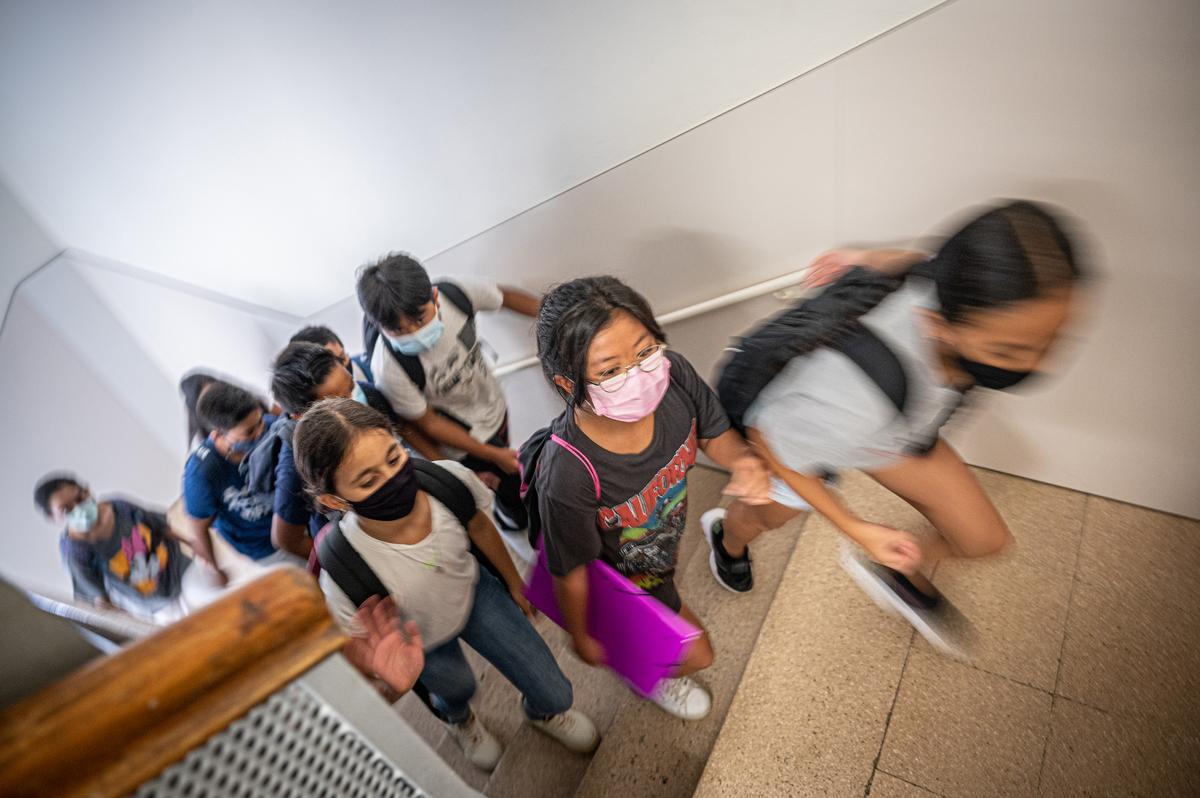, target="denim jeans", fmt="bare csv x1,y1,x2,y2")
418,566,573,724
